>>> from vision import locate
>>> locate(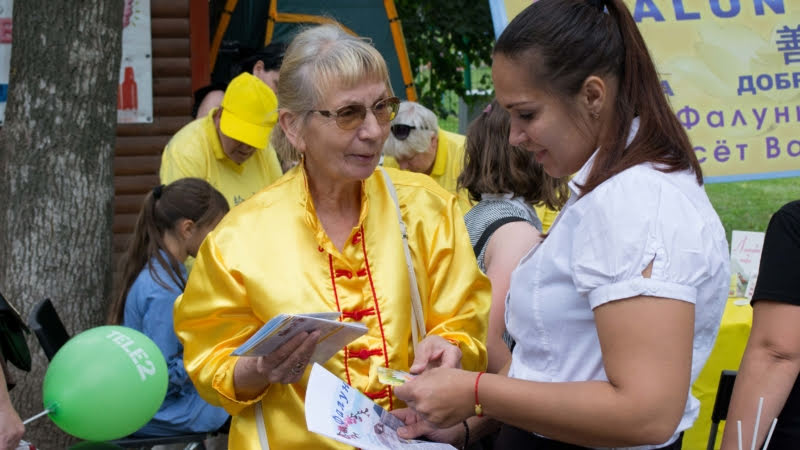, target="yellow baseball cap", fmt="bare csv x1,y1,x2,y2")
220,72,279,150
